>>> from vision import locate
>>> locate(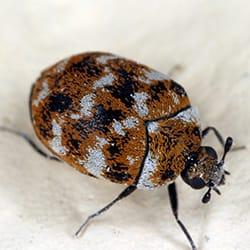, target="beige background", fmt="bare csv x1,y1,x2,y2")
0,1,250,250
